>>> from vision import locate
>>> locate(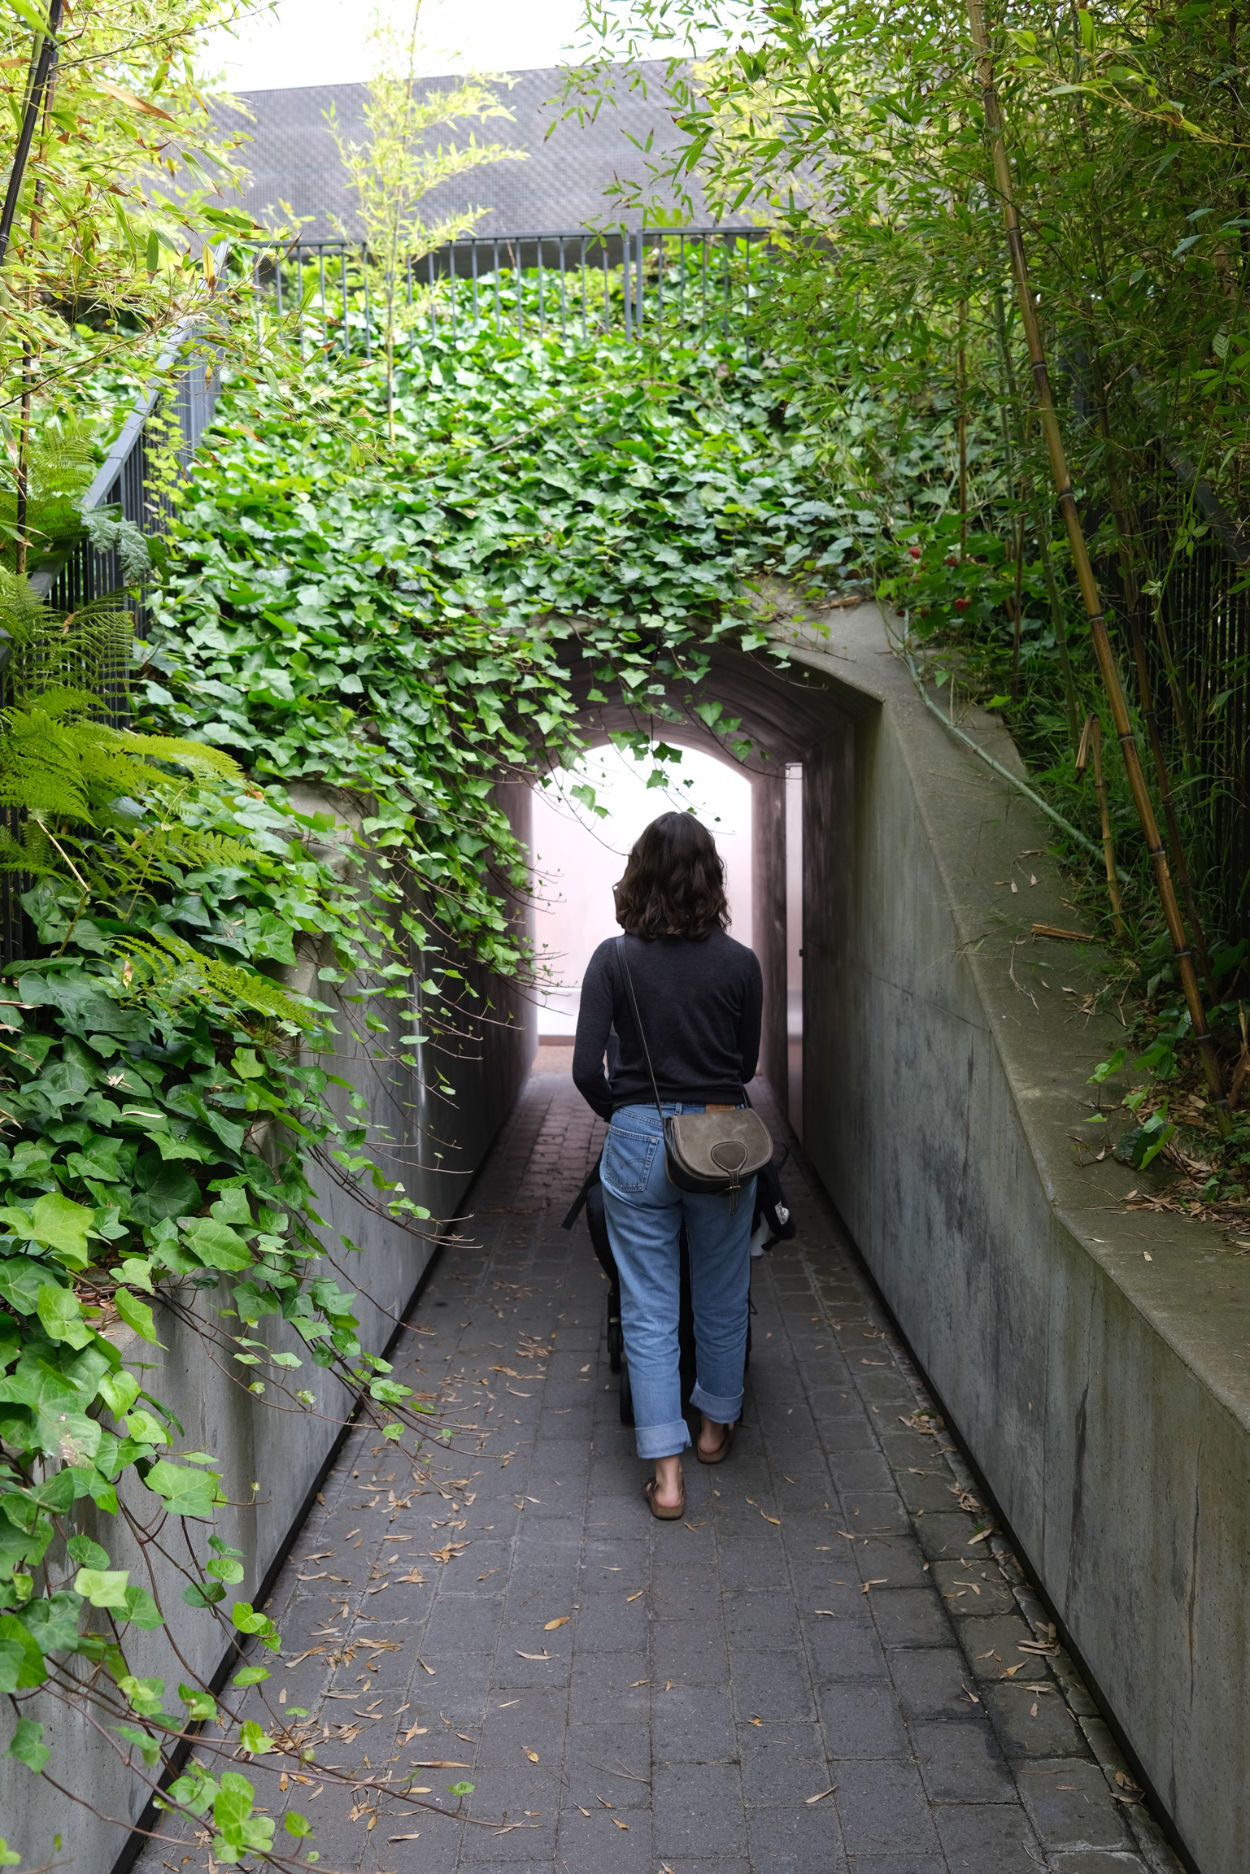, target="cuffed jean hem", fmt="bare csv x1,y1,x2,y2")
633,1417,692,1461
690,1381,743,1425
